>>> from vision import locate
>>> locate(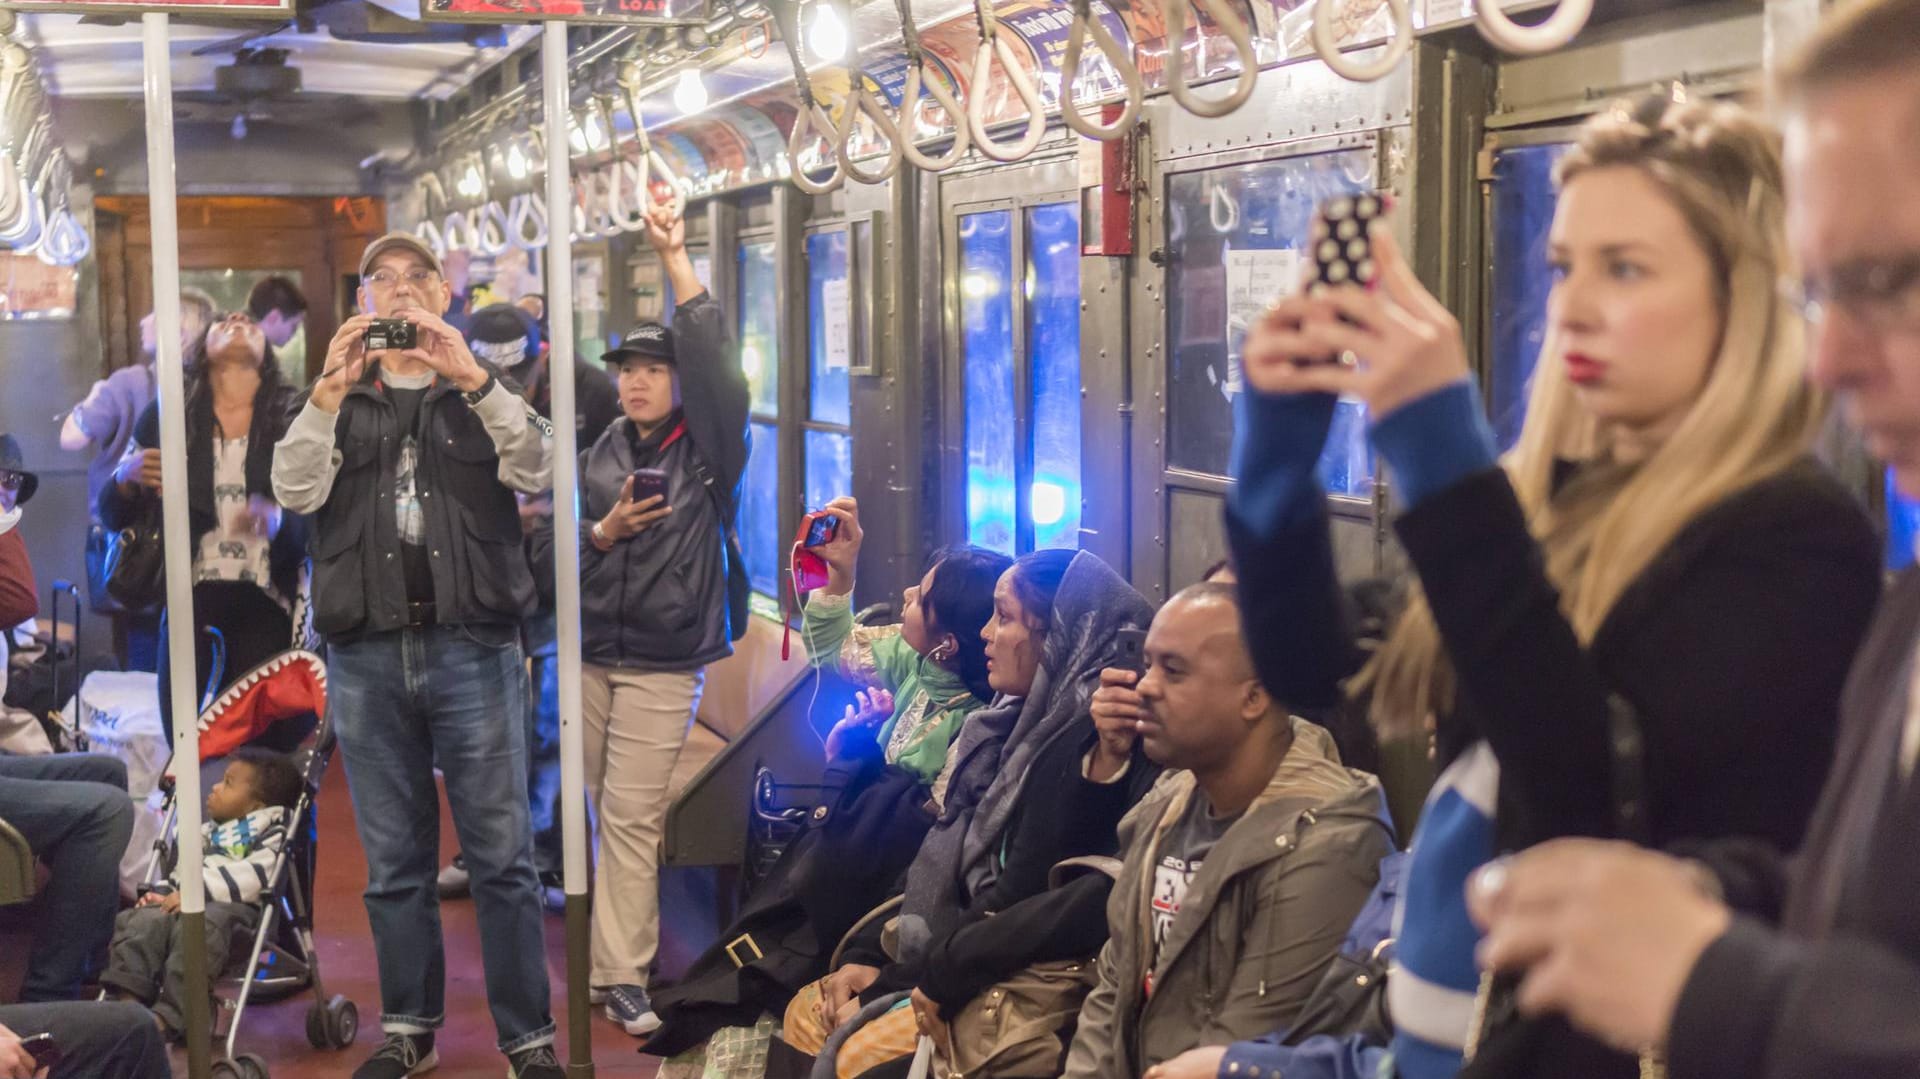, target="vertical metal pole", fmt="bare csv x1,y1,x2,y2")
541,22,595,1077
143,13,211,1078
